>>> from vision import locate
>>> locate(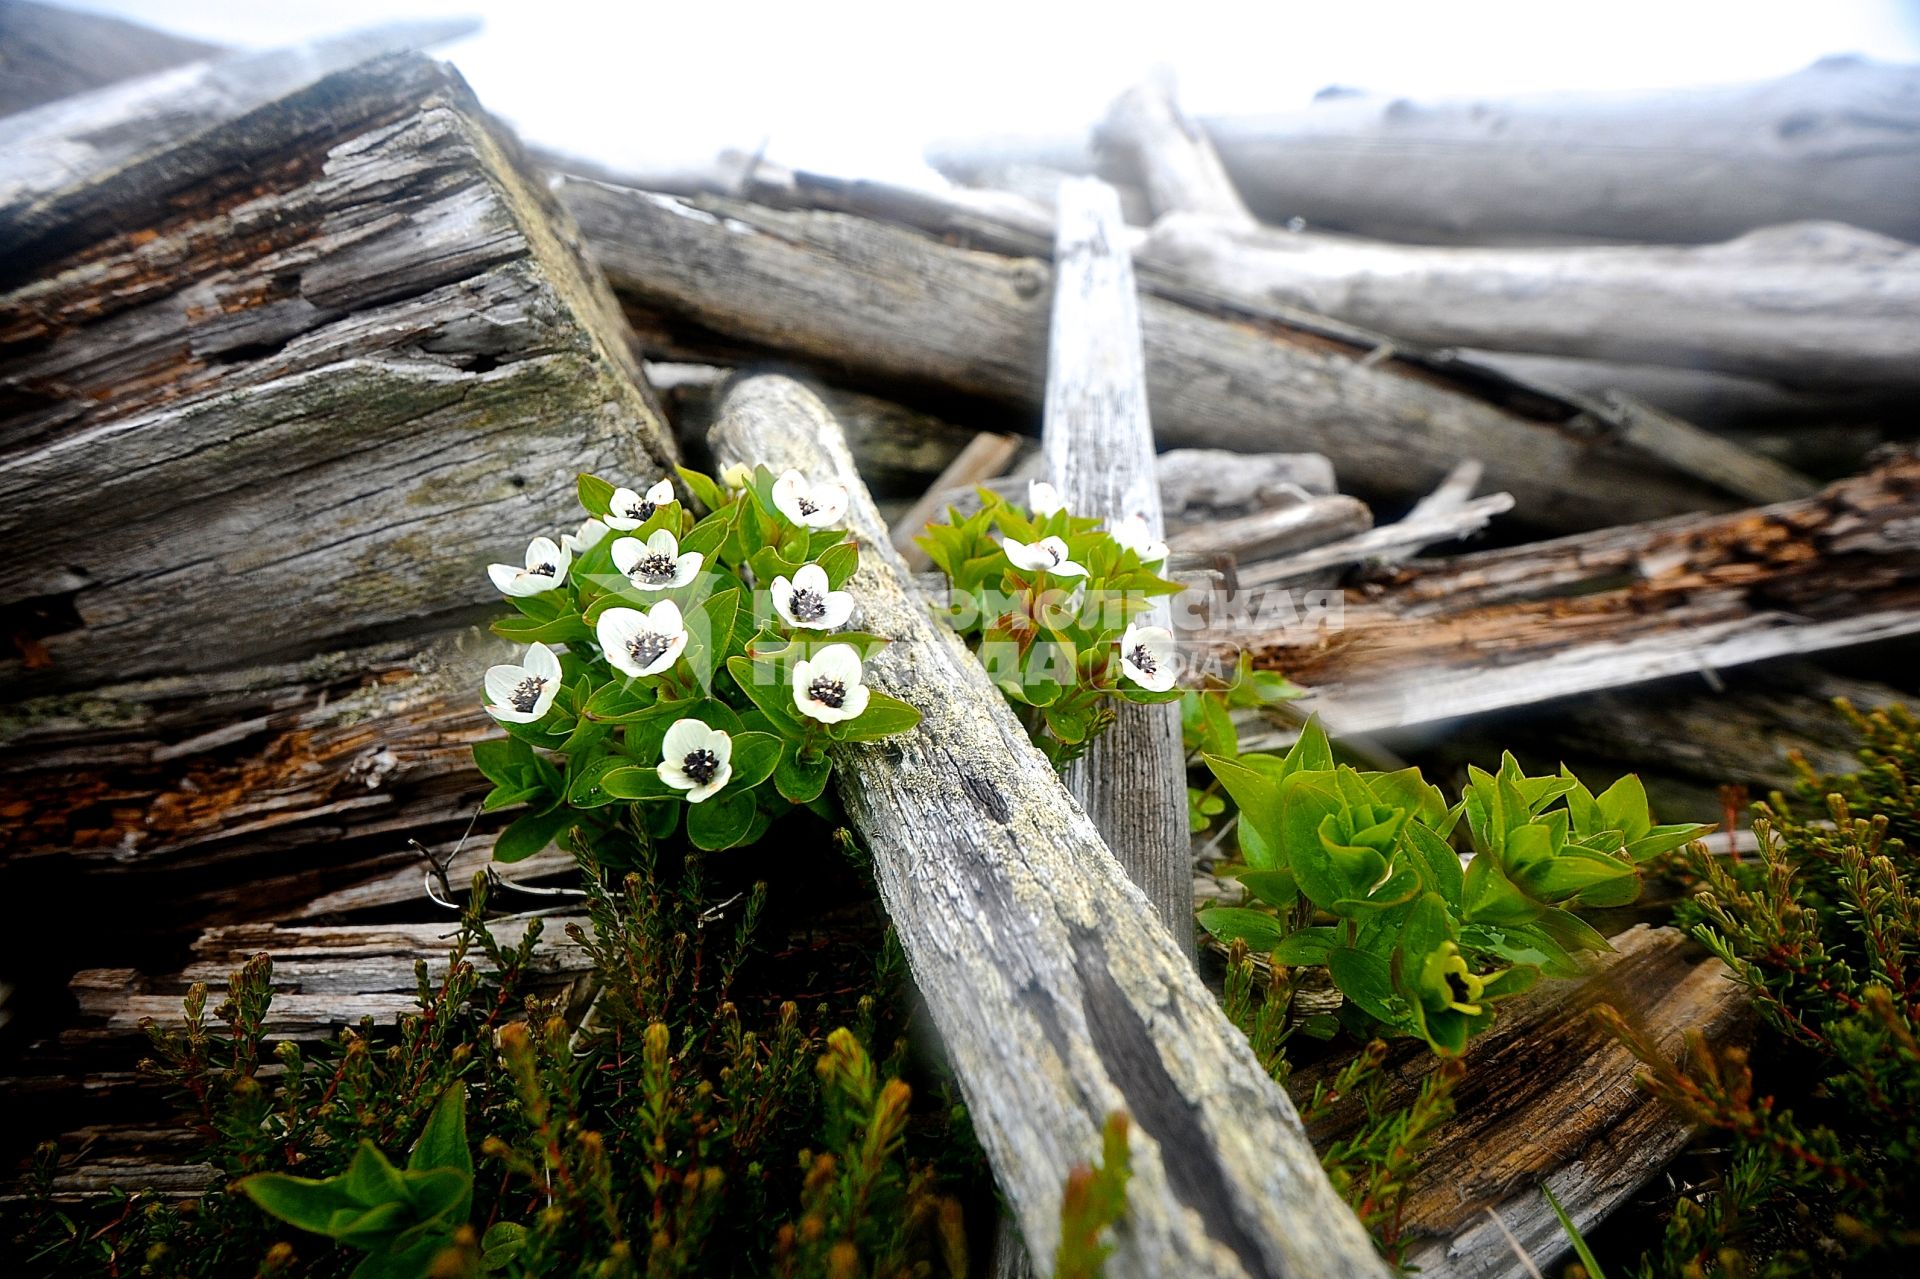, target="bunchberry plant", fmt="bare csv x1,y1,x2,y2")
474,466,921,860
917,480,1184,767
1200,718,1706,1054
